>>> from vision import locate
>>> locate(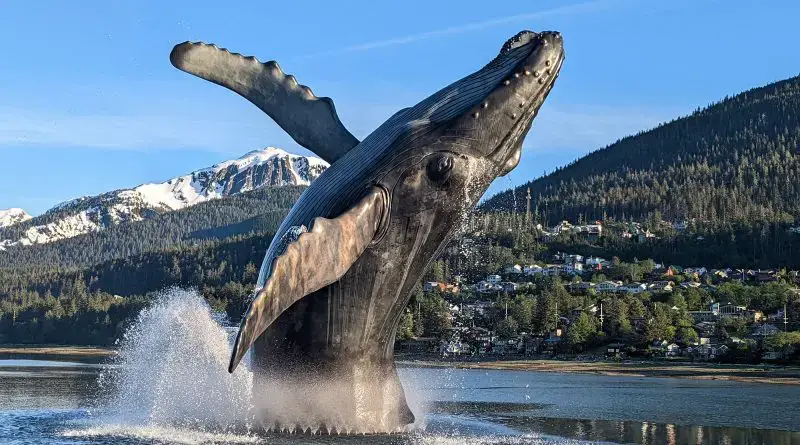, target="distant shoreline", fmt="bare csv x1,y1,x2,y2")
0,345,116,359
396,355,800,386
3,346,798,385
